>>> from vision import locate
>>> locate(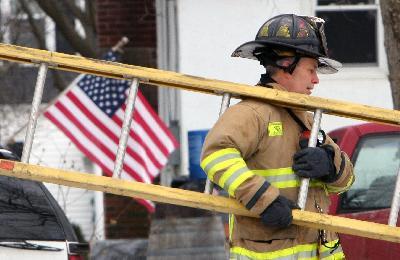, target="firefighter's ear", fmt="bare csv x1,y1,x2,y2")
276,57,296,69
